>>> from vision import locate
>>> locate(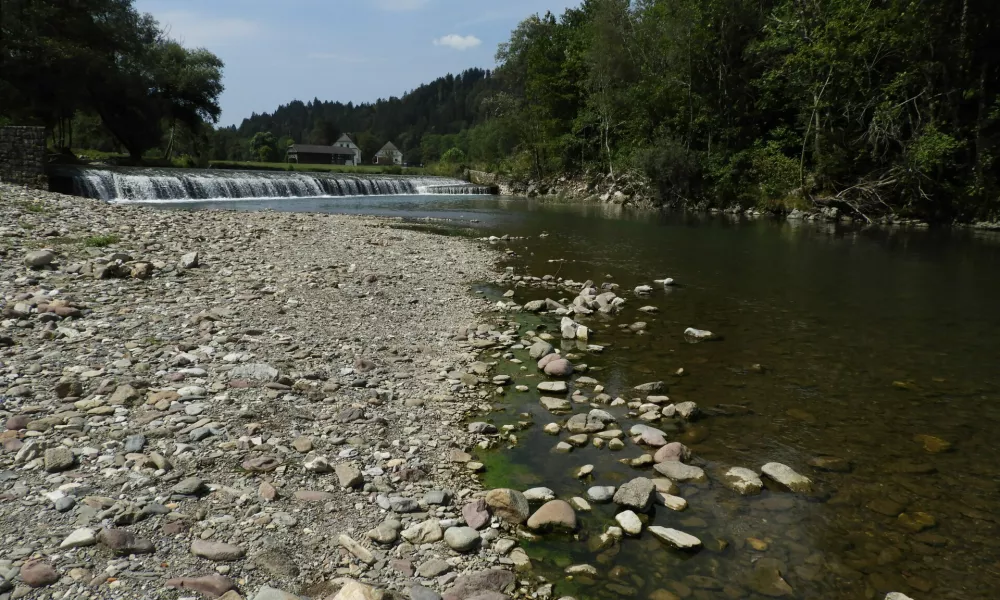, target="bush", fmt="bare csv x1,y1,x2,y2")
641,136,704,205
441,147,466,164
83,234,120,247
